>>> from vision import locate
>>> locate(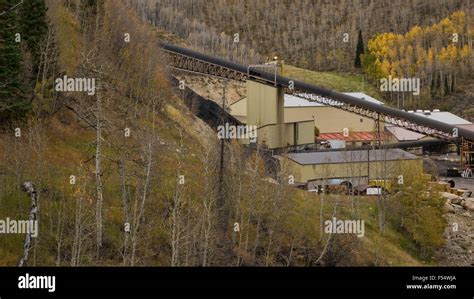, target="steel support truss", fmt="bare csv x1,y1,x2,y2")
163,48,457,142
164,51,247,82
285,90,455,142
